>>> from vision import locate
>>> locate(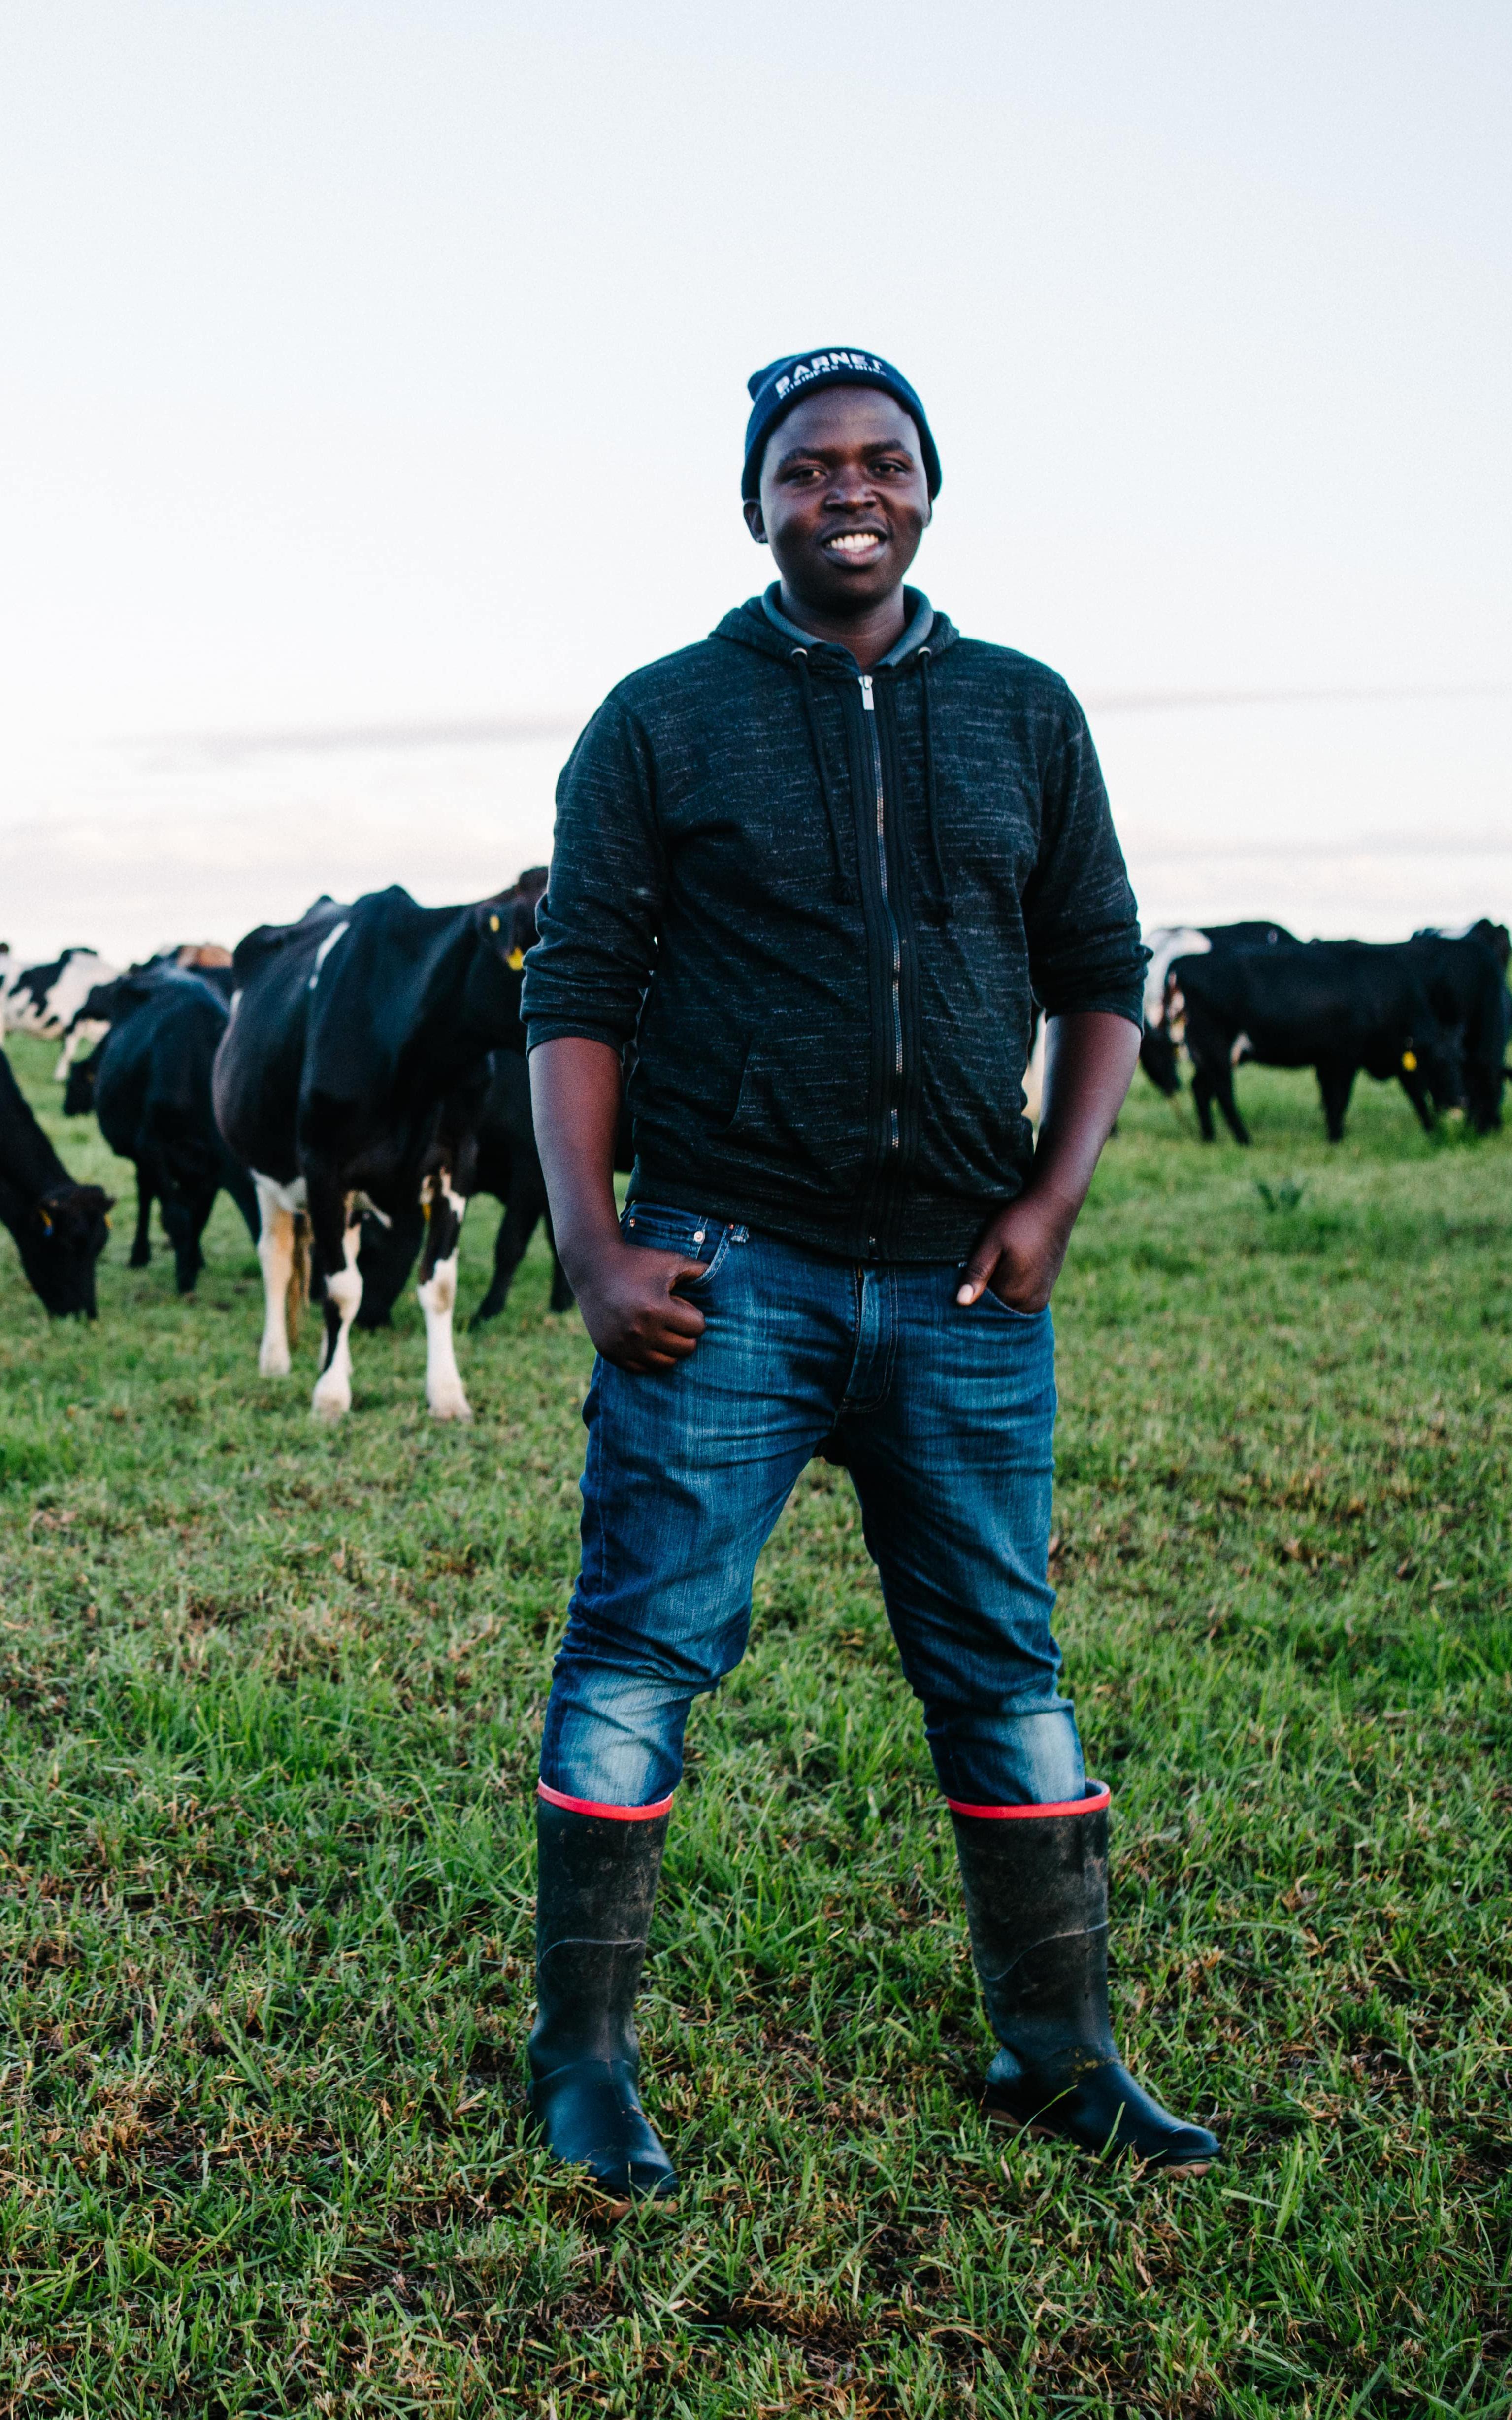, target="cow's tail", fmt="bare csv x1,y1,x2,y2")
288,1212,311,1344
